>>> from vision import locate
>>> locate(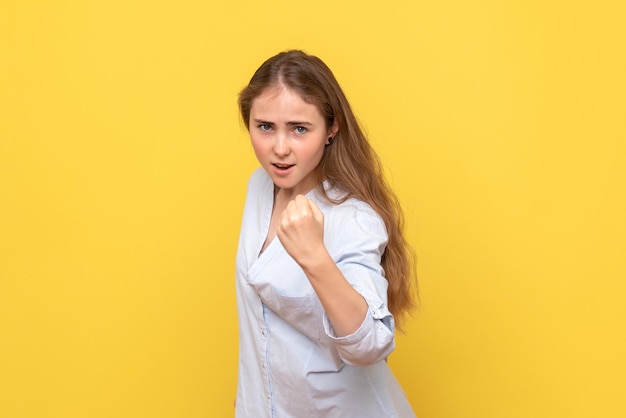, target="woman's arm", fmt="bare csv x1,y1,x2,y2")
277,195,369,337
